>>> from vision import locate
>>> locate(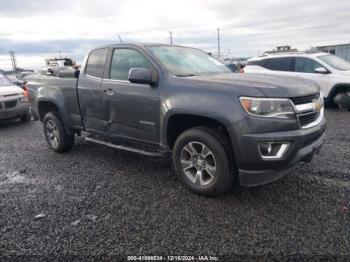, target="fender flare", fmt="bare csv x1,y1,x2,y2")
162,109,234,146
37,86,73,134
